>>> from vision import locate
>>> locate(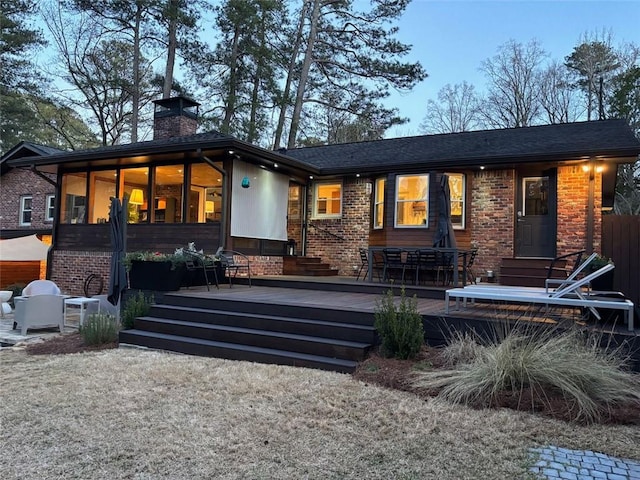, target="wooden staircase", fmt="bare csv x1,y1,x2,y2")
119,293,375,373
499,258,566,287
282,256,339,276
